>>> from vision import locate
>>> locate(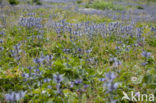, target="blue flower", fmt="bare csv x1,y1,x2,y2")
70,82,74,88
106,82,119,92
99,78,105,82
0,47,4,51
105,72,116,81
0,39,3,43
109,57,117,62
141,51,151,58
44,78,51,83
111,100,117,103
48,85,52,89
74,79,82,84
22,73,30,78
84,84,89,88
0,31,5,36
27,66,33,71
19,17,43,29
141,62,148,66
33,58,44,65
114,60,122,66
53,74,63,83
5,91,26,102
